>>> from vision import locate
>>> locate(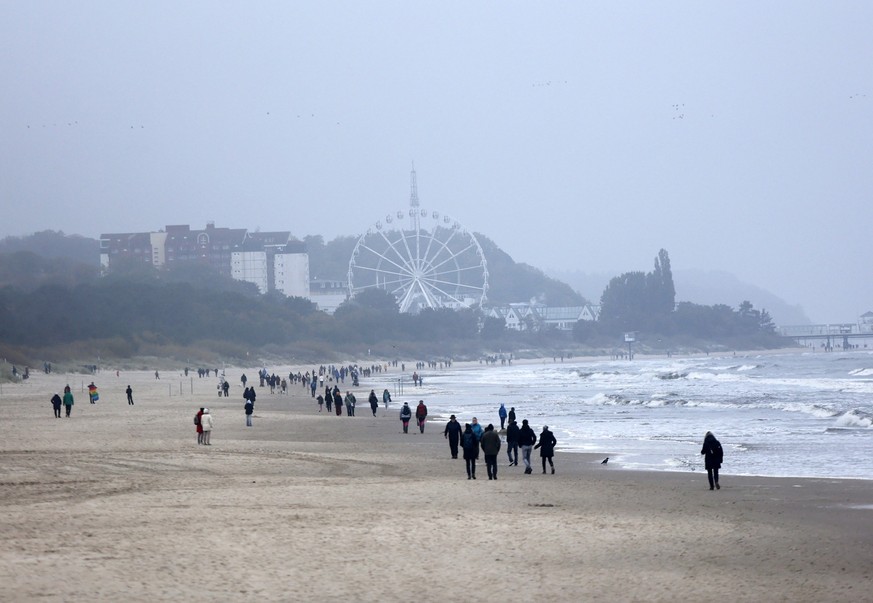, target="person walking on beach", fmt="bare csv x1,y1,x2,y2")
245,398,254,427
399,402,412,433
369,390,379,416
470,417,483,440
508,406,516,425
518,419,537,474
200,408,214,445
51,393,63,418
701,431,724,490
194,407,204,444
505,419,519,466
415,400,428,433
324,390,332,413
535,425,557,474
498,403,507,430
62,389,74,417
480,424,502,480
126,385,134,405
334,391,343,416
317,394,324,412
382,388,391,409
154,370,160,380
88,382,98,404
344,391,356,417
444,414,462,458
462,424,479,479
